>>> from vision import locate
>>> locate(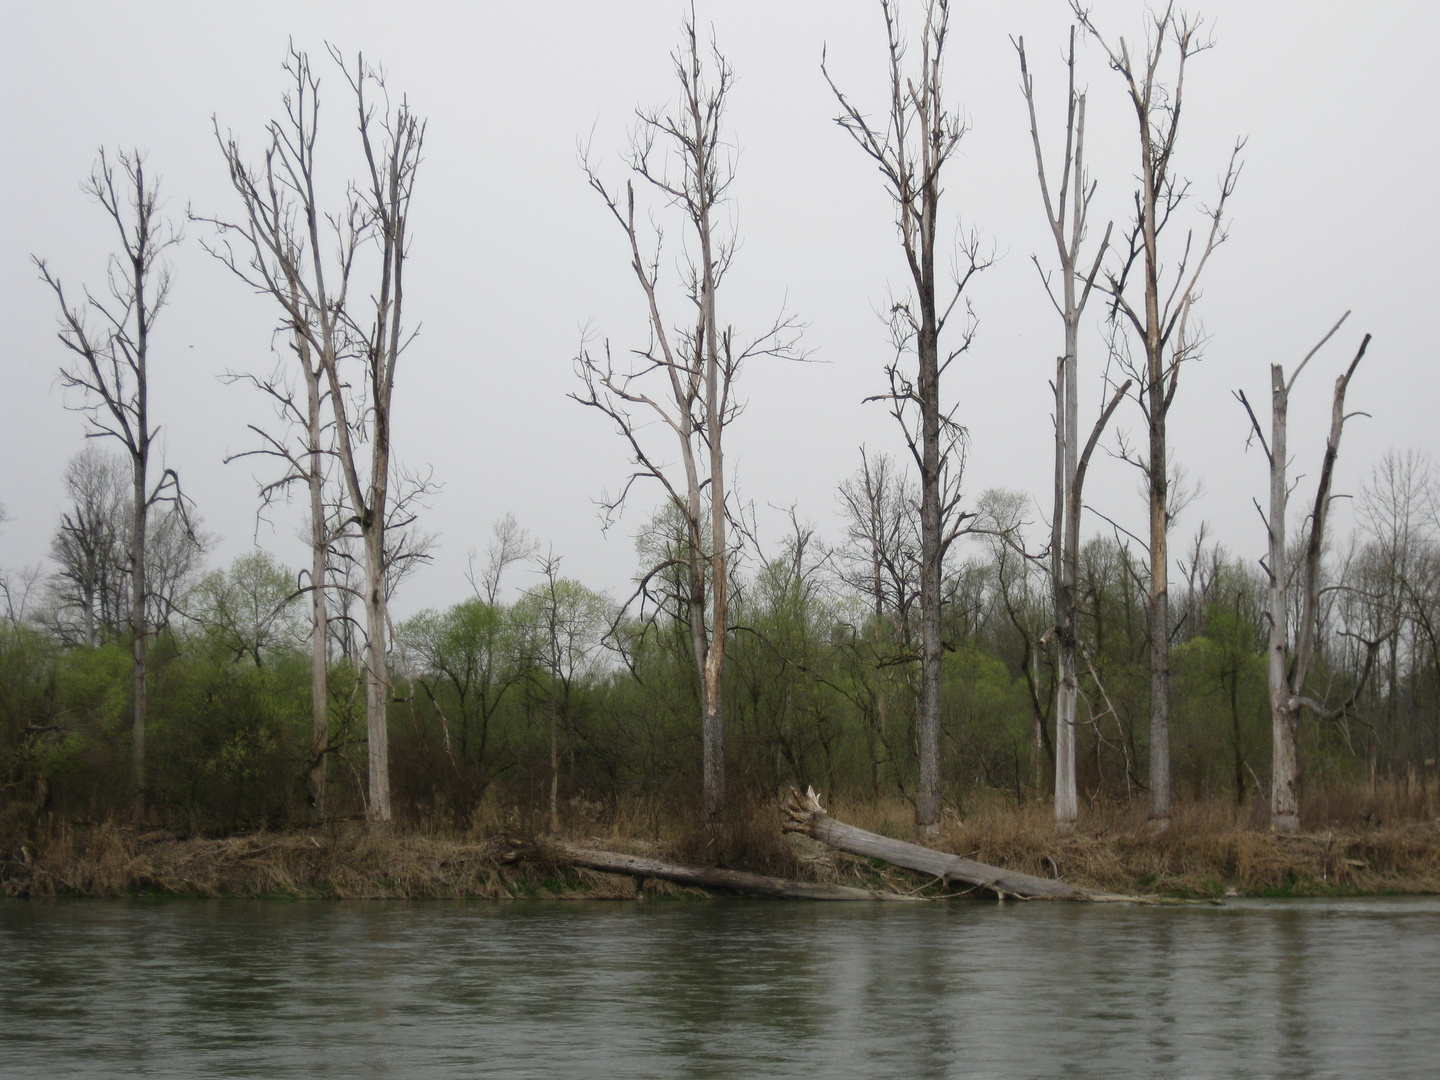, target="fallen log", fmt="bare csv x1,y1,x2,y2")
782,788,1144,902
553,842,917,901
